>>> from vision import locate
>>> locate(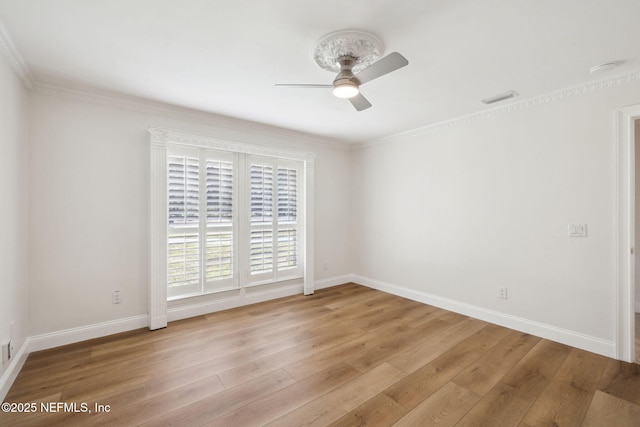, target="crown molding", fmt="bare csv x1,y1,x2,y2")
32,82,351,151
358,68,640,149
0,18,34,89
